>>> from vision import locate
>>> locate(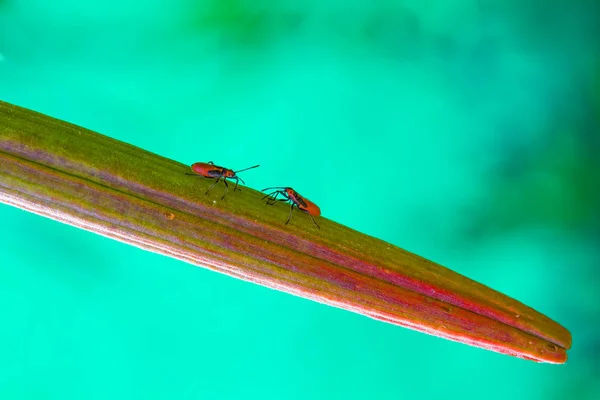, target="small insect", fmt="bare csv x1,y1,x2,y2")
186,161,259,199
261,187,321,229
